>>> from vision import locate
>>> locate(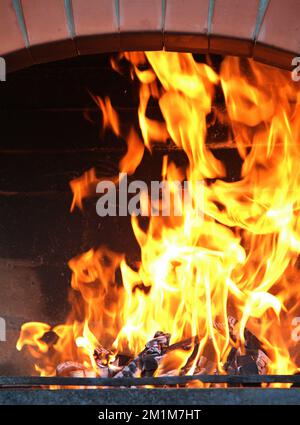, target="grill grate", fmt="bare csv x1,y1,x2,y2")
1,374,300,388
